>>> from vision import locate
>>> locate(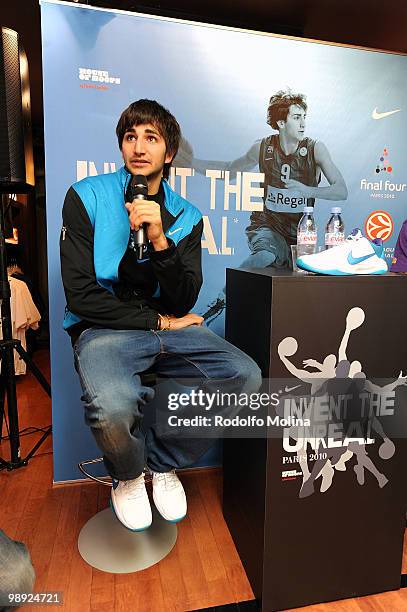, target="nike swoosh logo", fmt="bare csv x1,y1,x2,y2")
284,385,301,393
347,252,374,265
168,227,183,236
372,107,401,120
